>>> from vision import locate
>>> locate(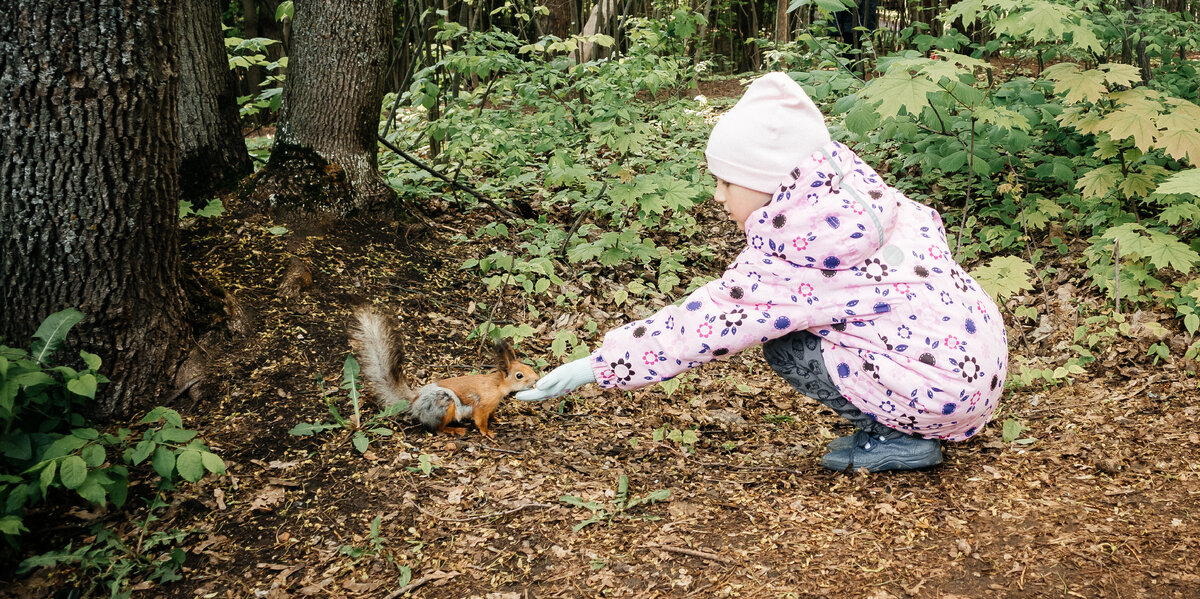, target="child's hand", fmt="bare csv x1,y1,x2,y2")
514,358,595,401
